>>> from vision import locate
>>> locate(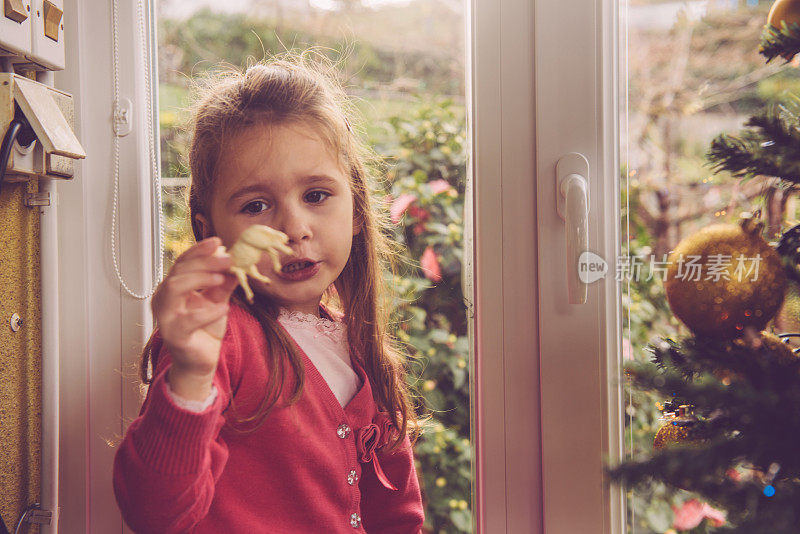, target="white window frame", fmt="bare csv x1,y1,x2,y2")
469,0,624,531
51,0,624,531
534,0,624,531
